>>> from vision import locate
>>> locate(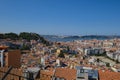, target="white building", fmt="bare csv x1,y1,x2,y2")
106,51,120,62
84,48,105,55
